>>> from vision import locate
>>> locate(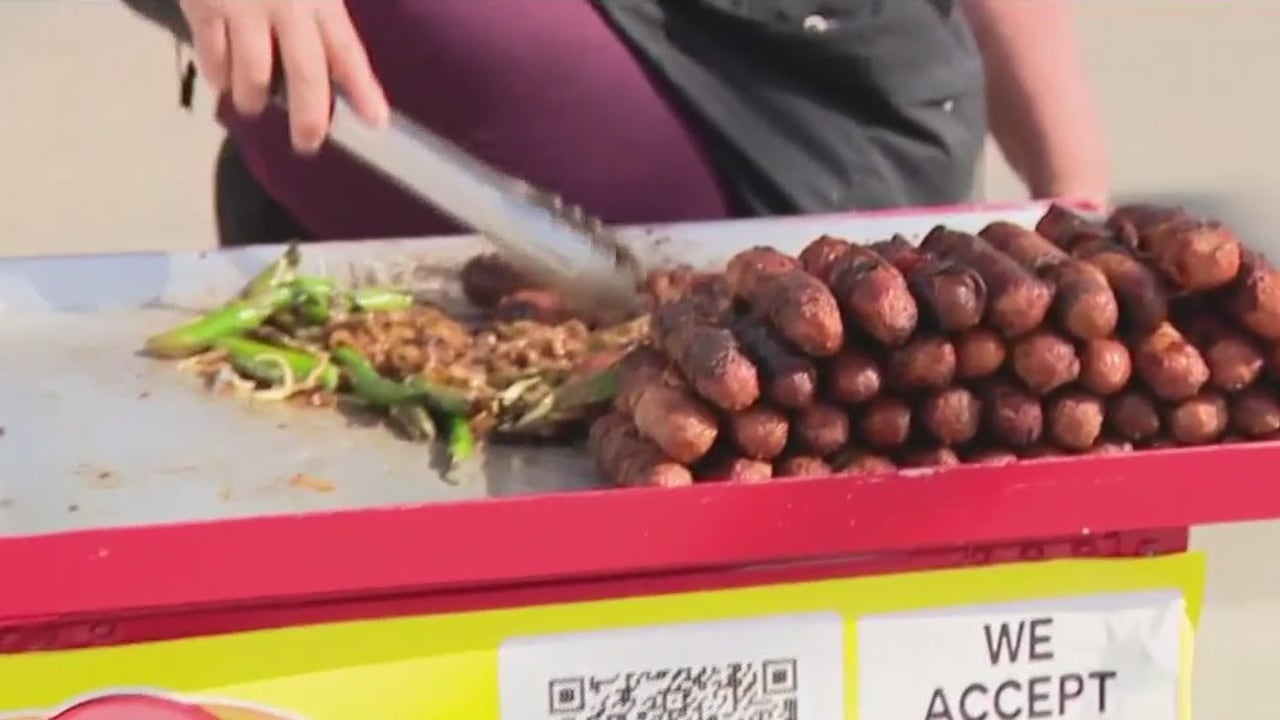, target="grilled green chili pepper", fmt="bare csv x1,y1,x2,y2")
145,285,296,359
333,346,473,470
389,403,438,442
351,287,415,313
237,243,301,299
402,376,471,416
288,276,340,324
445,414,475,466
285,278,414,322
214,336,339,392
291,276,336,296
332,347,471,416
331,346,419,406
